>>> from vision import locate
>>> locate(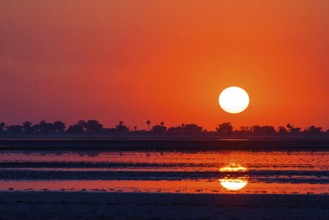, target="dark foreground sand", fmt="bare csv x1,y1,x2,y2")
0,192,328,219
